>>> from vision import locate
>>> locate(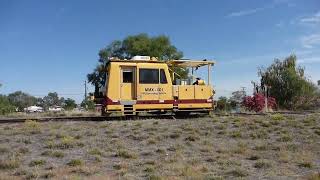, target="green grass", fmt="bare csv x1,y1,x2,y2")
271,114,286,121
88,148,103,156
0,156,20,169
0,146,9,154
29,159,46,167
116,149,137,159
23,120,41,134
254,160,272,169
229,130,242,138
41,150,64,158
67,159,84,166
226,168,249,177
